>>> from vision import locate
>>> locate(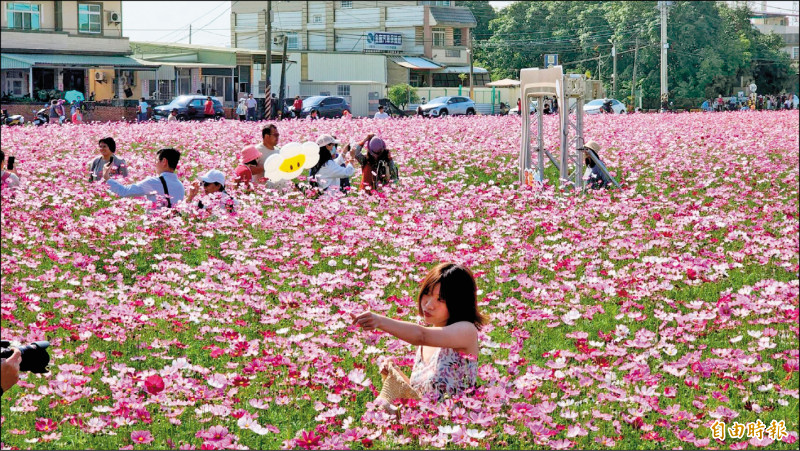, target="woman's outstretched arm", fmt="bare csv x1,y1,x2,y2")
351,312,476,350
